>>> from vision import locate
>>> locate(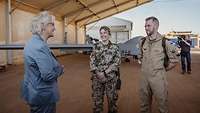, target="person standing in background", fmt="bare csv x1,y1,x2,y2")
178,35,192,74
